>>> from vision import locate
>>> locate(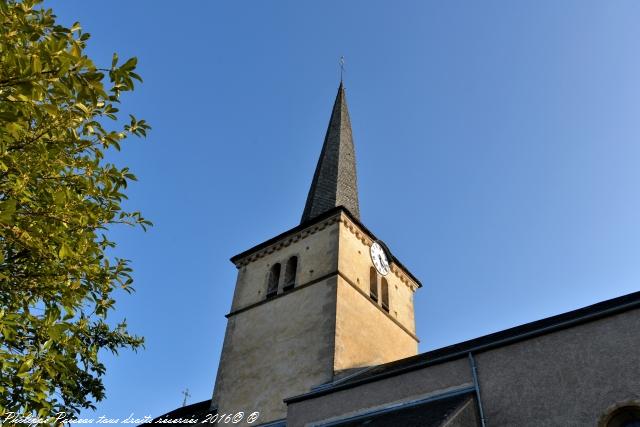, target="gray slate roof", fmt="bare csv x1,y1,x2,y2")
301,83,360,223
324,392,477,427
